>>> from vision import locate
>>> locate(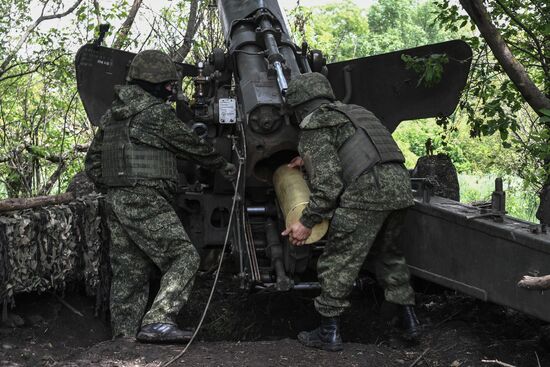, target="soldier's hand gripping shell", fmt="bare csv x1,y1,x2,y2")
220,162,237,183
282,221,312,246
287,156,304,169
